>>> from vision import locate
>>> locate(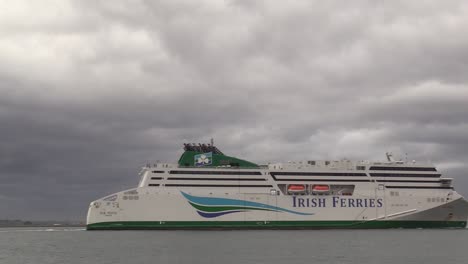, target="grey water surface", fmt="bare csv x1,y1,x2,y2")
0,227,467,264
